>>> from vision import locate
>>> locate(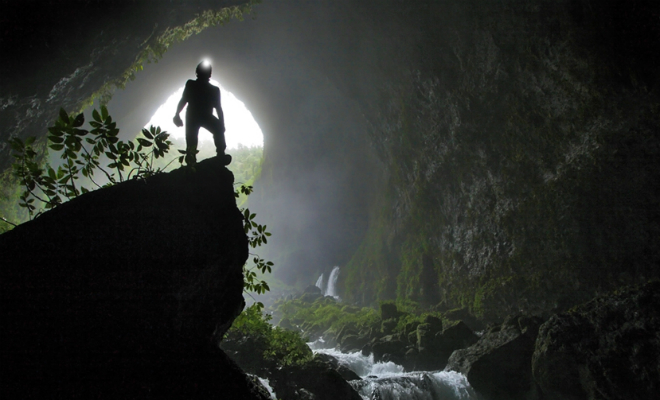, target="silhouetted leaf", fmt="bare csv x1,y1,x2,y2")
142,128,153,139
137,138,152,147
59,108,69,122
48,135,64,144
73,113,85,127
